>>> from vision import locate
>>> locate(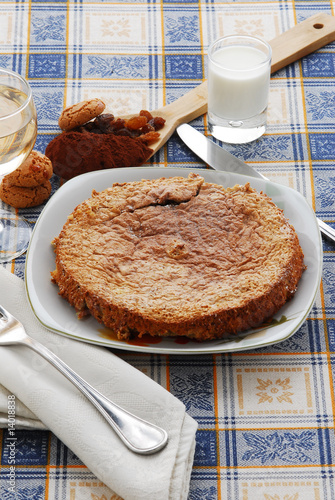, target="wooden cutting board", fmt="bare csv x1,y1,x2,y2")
141,12,335,156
